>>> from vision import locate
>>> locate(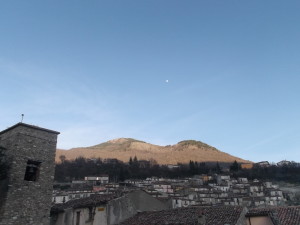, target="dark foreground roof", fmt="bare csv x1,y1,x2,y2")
120,206,245,225
246,206,300,225
51,194,115,213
